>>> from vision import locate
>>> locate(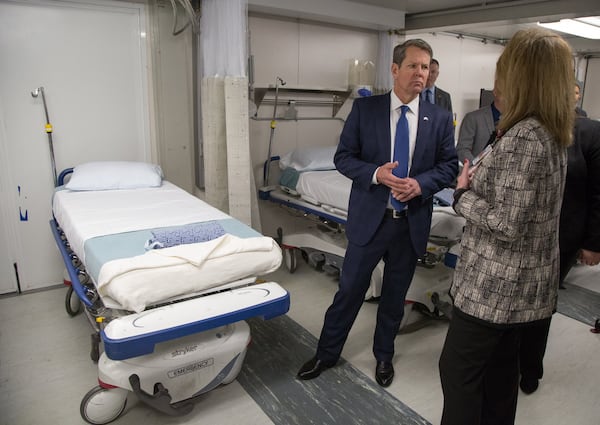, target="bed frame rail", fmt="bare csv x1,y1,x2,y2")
50,217,94,308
